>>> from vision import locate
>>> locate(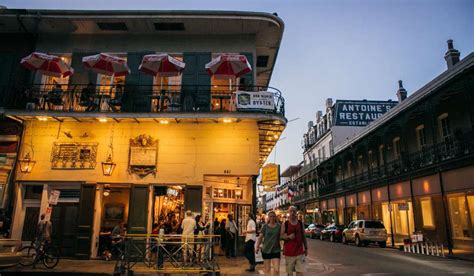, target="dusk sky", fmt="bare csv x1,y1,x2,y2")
3,0,473,171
